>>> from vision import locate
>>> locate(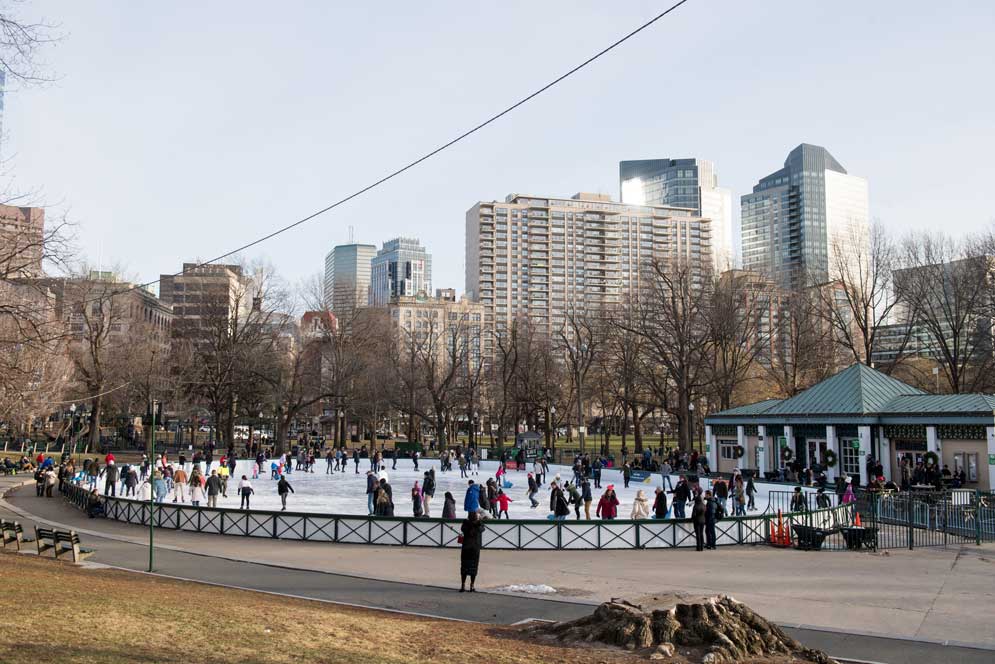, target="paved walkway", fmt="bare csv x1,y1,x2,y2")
3,476,994,663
